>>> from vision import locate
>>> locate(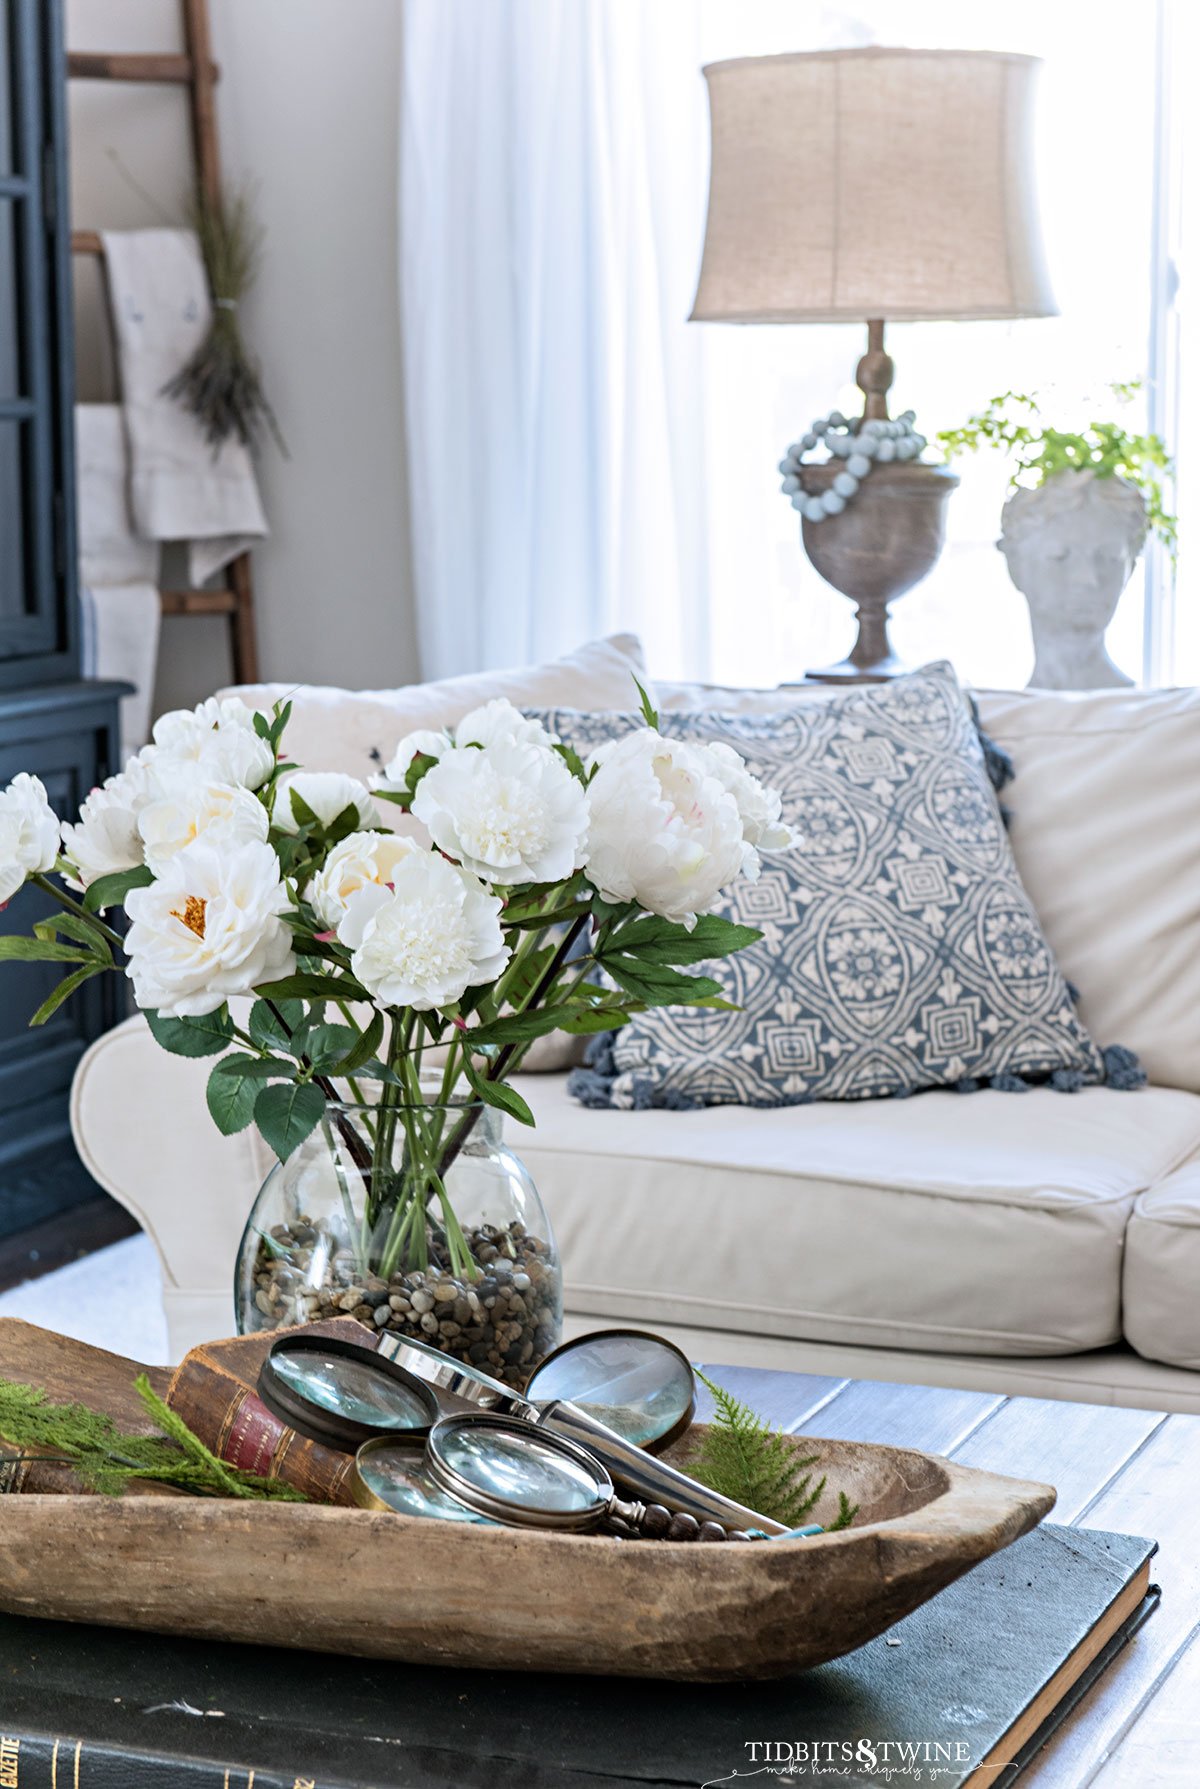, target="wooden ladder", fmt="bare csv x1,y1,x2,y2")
68,0,260,685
